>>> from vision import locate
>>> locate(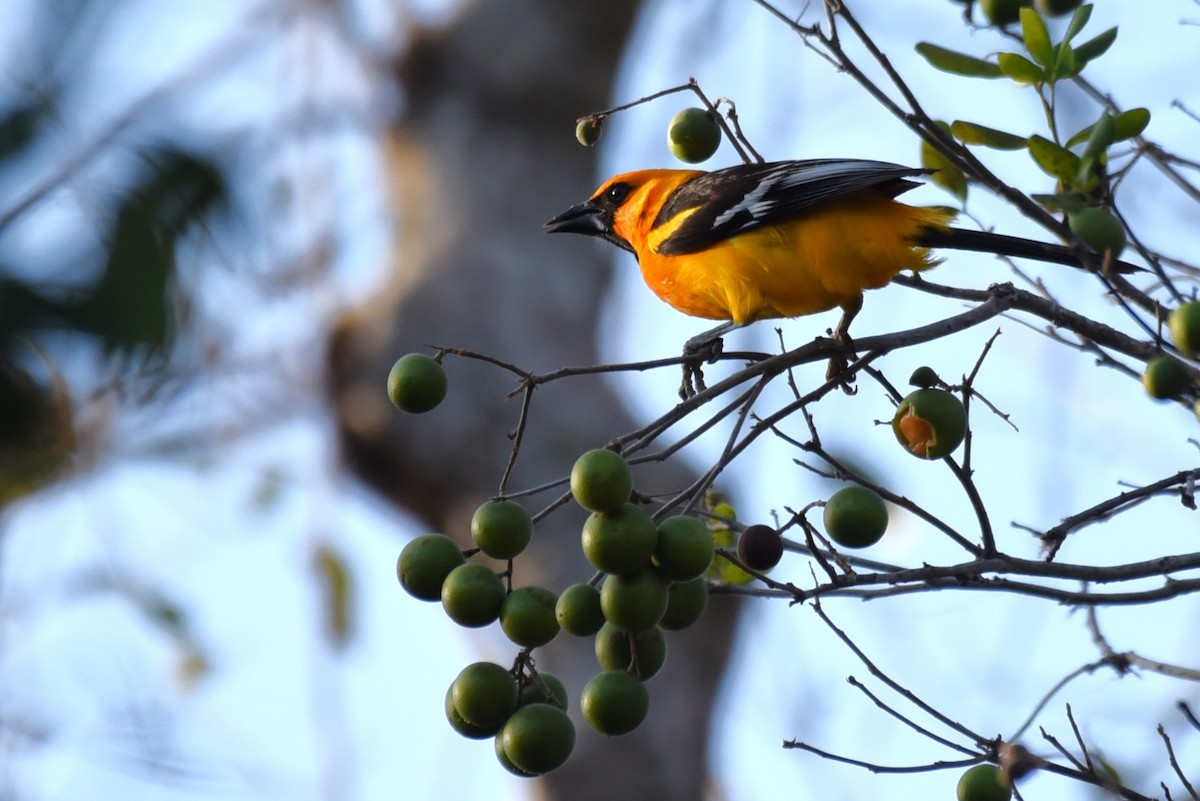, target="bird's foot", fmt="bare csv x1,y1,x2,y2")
678,335,724,400
825,330,858,395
